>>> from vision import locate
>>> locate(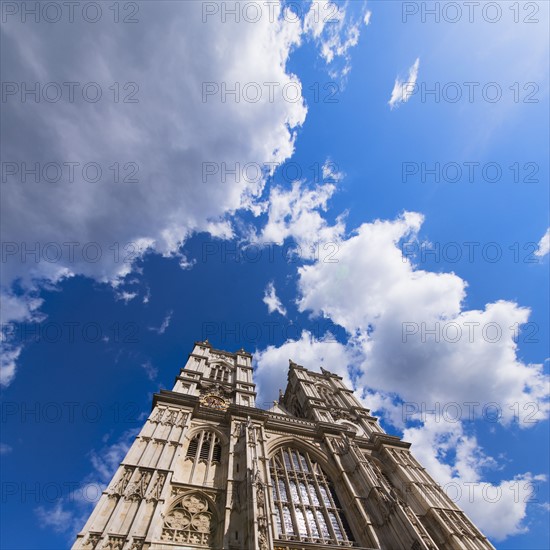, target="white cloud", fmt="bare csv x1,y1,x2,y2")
322,158,345,183
142,287,151,304
2,3,307,289
87,429,138,484
297,212,548,427
403,419,546,541
303,0,369,80
254,330,353,407
535,228,549,257
148,311,173,335
255,179,345,260
114,290,138,304
364,10,372,25
388,57,420,109
0,346,22,389
140,360,158,381
35,500,77,534
1,1,370,386
35,428,139,540
288,210,548,540
1,2,311,385
1,291,44,386
263,282,287,316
